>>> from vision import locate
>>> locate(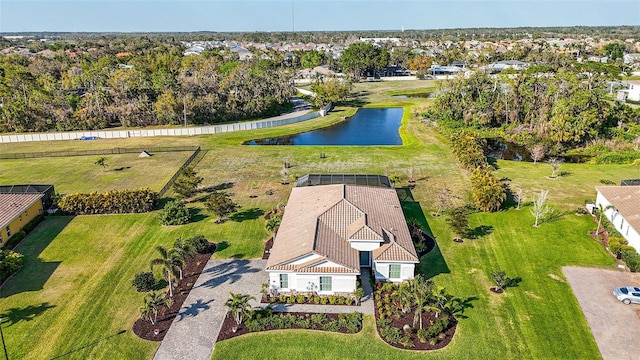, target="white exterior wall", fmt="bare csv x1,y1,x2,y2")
267,272,357,294
596,191,640,253
373,262,415,282
628,83,640,101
